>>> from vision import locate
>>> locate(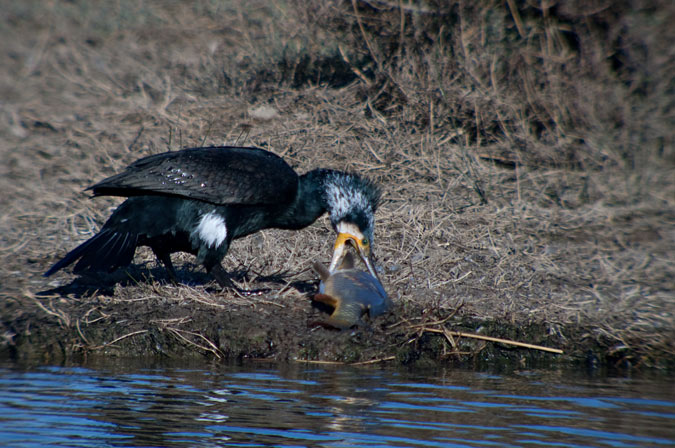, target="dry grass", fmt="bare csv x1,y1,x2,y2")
1,0,673,367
